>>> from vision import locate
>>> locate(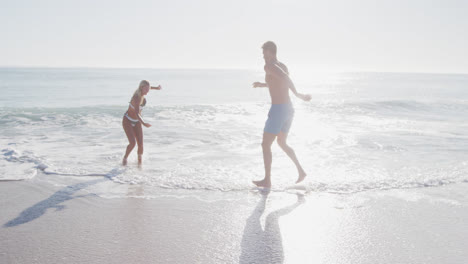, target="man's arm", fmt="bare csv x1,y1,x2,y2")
265,64,311,101
265,63,296,93
252,82,268,88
